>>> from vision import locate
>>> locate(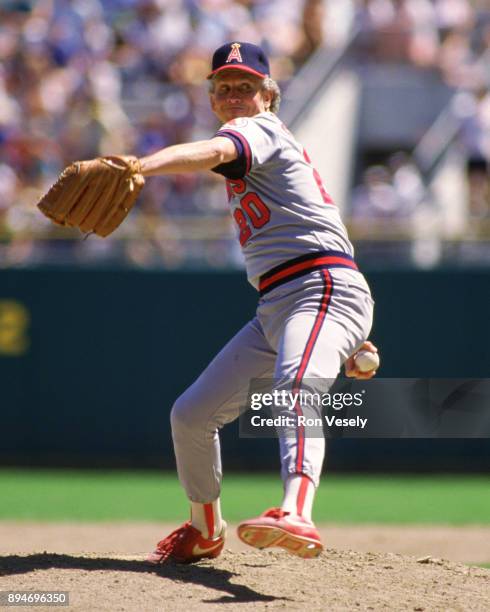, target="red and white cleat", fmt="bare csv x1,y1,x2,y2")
147,521,226,564
237,508,323,559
